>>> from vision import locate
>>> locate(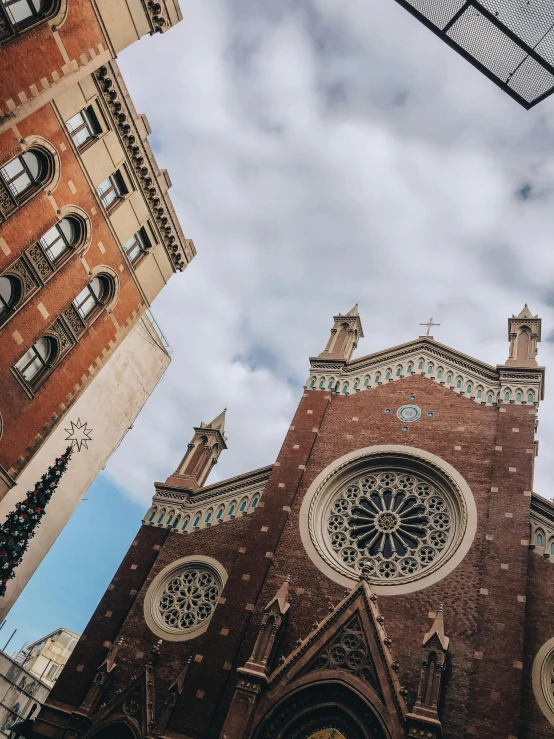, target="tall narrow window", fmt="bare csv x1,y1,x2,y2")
73,276,111,322
15,336,56,386
0,150,48,201
65,107,101,150
40,217,80,263
0,275,20,317
97,171,127,210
